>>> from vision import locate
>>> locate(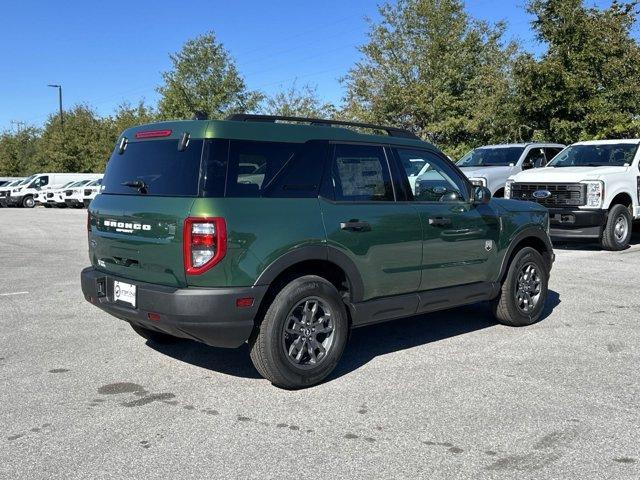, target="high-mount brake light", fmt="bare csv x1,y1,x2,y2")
183,217,227,275
134,129,172,139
